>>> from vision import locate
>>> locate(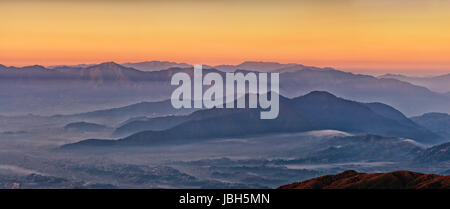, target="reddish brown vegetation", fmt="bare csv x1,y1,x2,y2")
278,170,450,189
